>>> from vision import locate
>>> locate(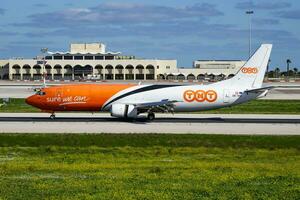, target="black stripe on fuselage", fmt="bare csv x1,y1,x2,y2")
102,84,180,110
